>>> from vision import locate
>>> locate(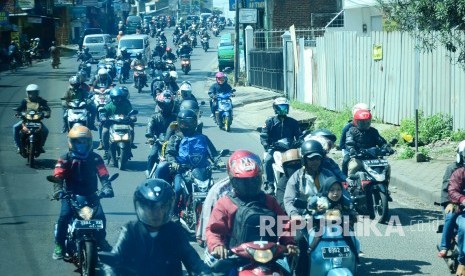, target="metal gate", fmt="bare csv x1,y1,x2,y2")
248,49,284,92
